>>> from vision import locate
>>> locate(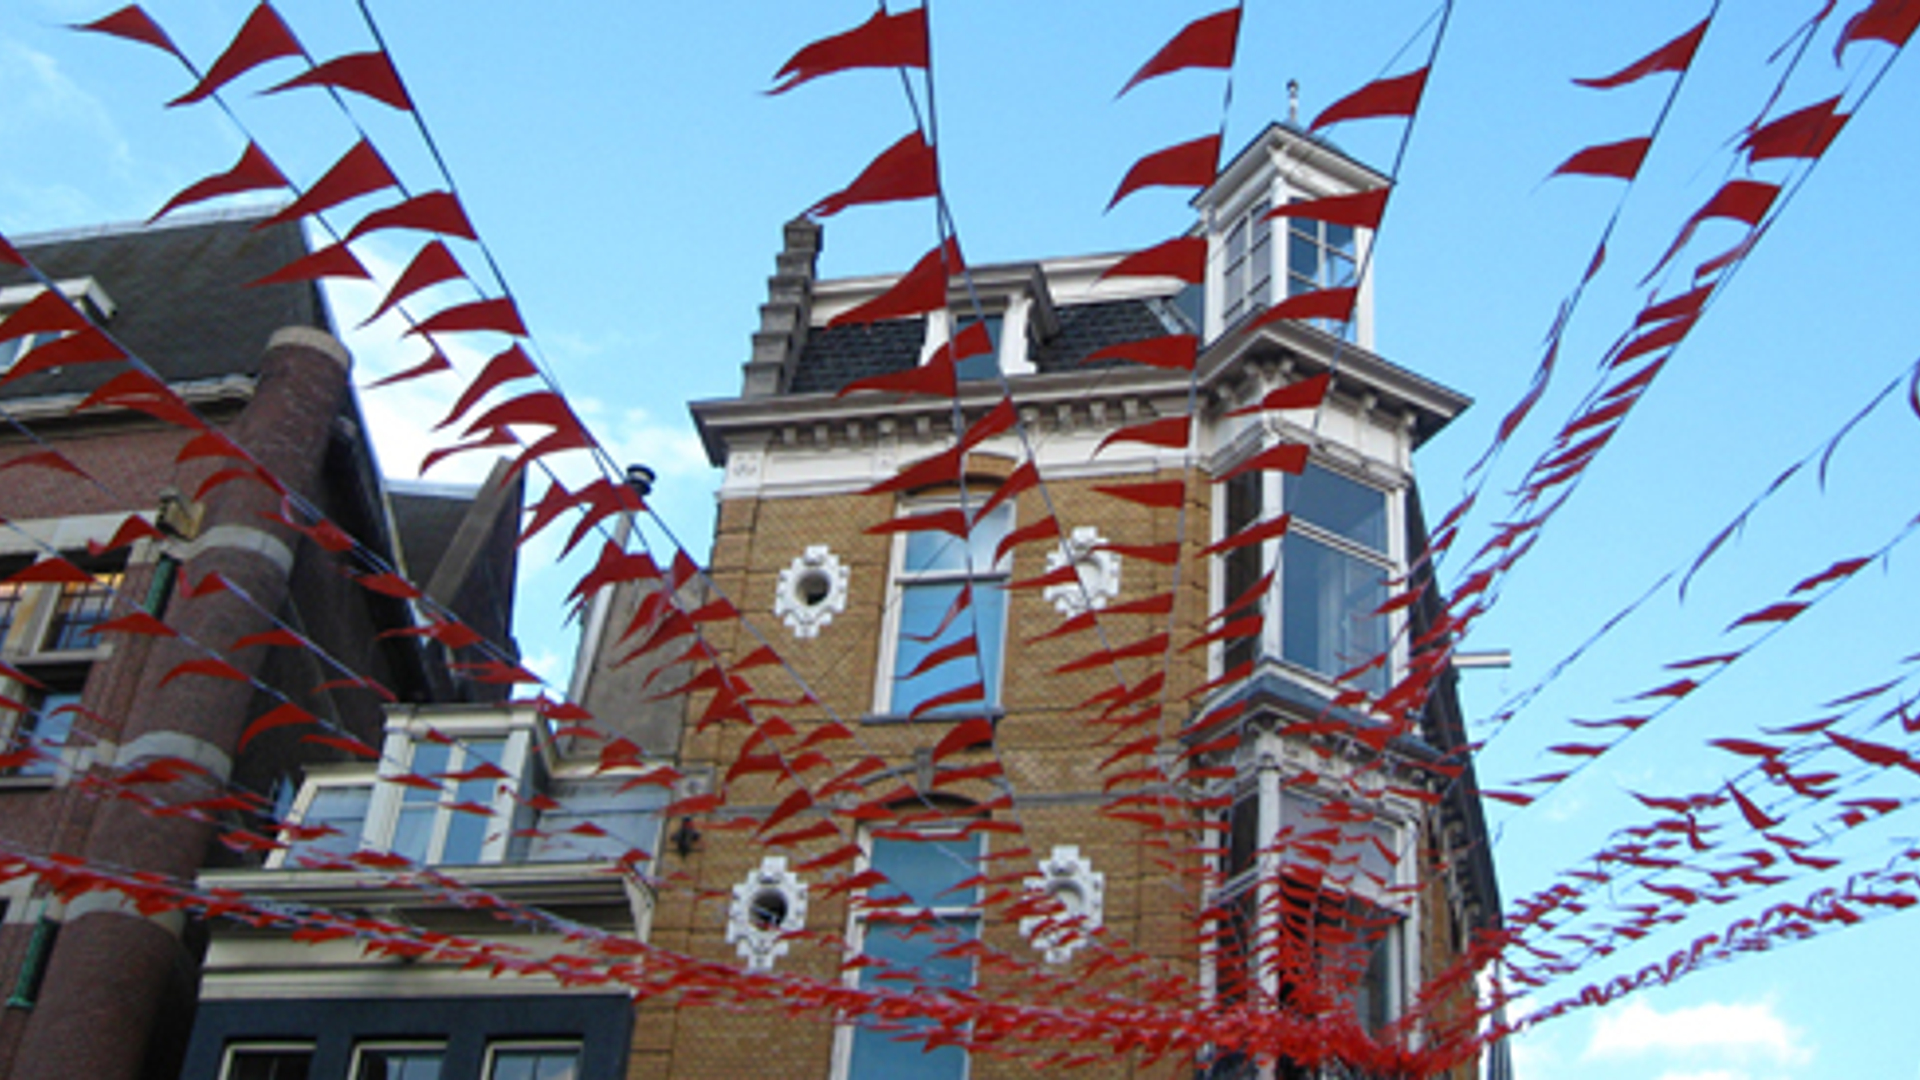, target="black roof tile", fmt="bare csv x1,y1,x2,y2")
0,210,327,402
788,317,925,394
